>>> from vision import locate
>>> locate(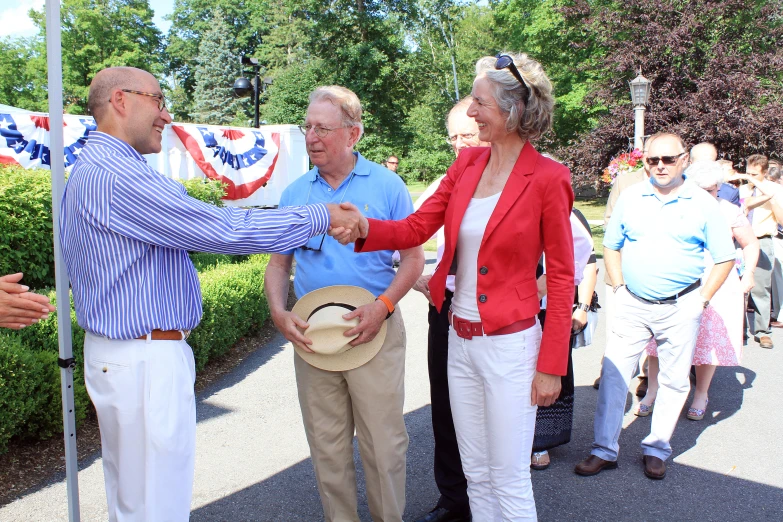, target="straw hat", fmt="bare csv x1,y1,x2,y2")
291,285,387,371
